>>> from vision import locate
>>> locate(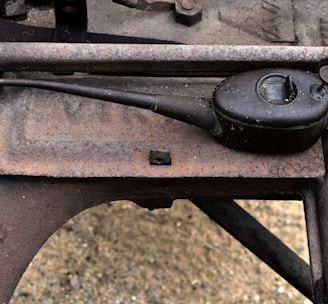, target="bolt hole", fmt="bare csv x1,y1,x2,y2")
149,149,171,165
